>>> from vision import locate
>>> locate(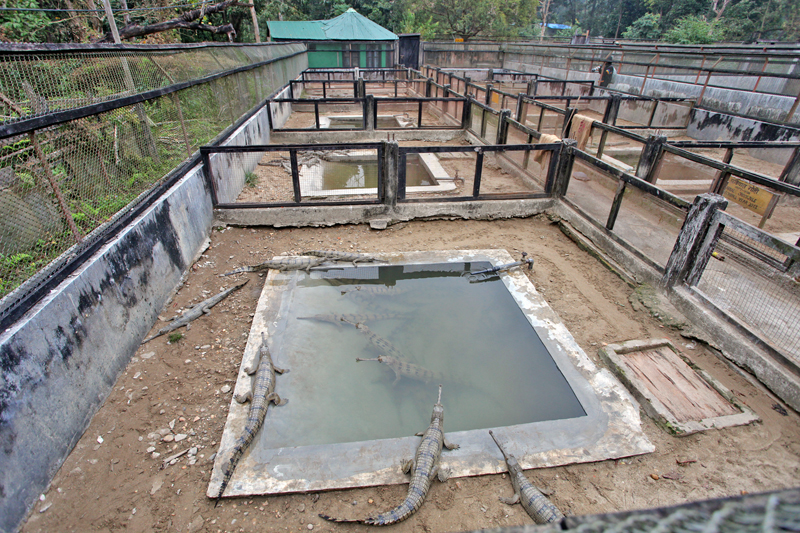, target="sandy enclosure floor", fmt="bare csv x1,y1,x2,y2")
22,217,800,533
